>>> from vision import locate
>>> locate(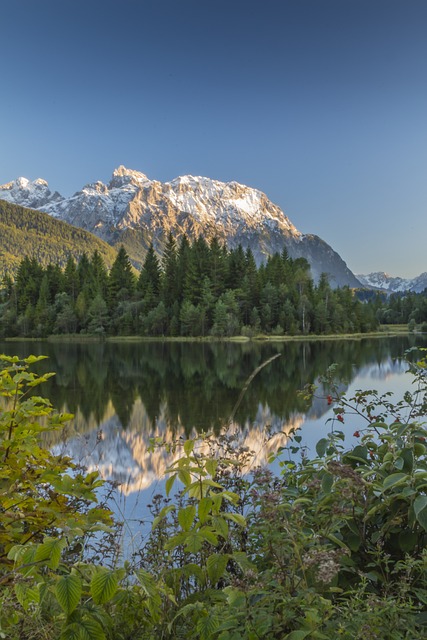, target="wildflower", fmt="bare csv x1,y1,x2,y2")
353,431,360,437
327,395,333,405
337,414,344,423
